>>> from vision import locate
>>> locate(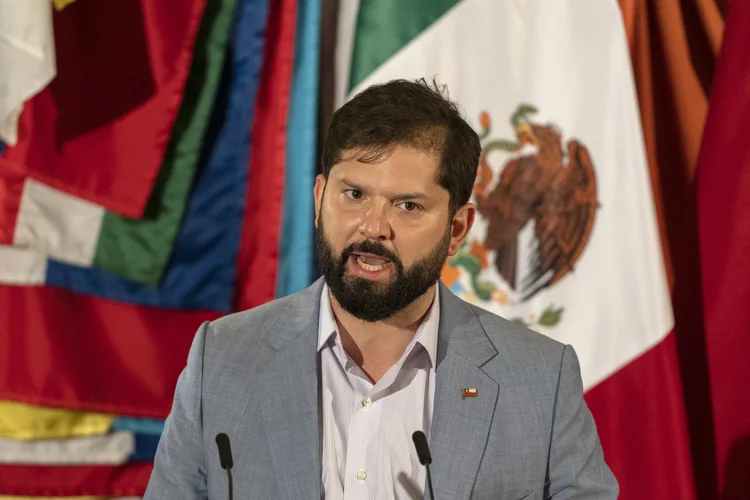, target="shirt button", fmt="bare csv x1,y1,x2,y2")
357,469,367,481
362,397,372,408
